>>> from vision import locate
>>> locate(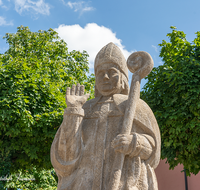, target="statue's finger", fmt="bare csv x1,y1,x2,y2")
116,134,122,139
111,138,119,148
76,83,80,96
85,94,90,99
113,139,127,148
117,134,126,138
119,137,127,142
114,146,123,153
71,84,76,95
82,94,89,103
80,85,85,96
112,142,120,149
66,87,70,95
